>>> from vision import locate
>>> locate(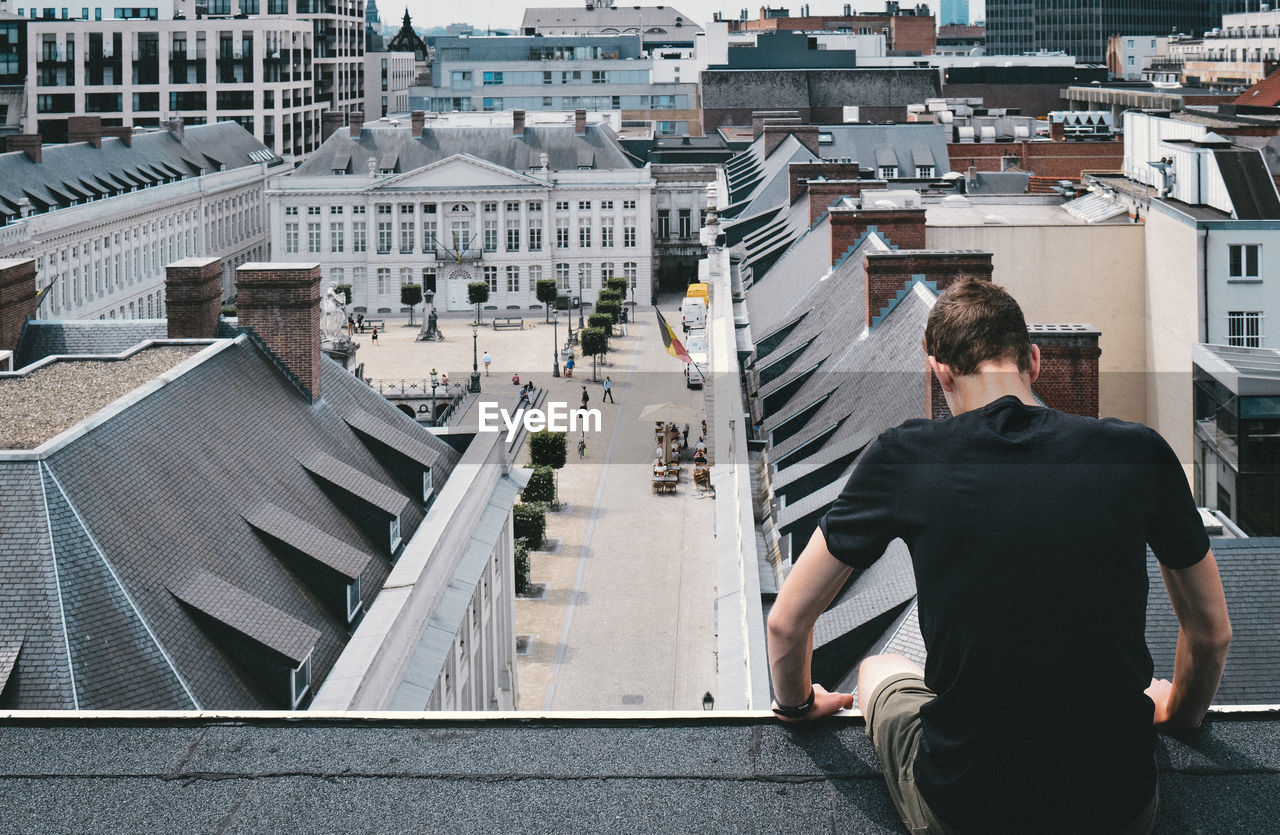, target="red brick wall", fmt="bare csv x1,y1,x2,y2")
787,160,863,205
764,124,820,157
829,206,927,266
950,140,1125,181
864,250,994,327
67,116,103,148
1029,326,1100,417
0,258,37,353
807,181,887,225
166,258,224,340
925,361,951,420
731,14,936,53
236,263,323,401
